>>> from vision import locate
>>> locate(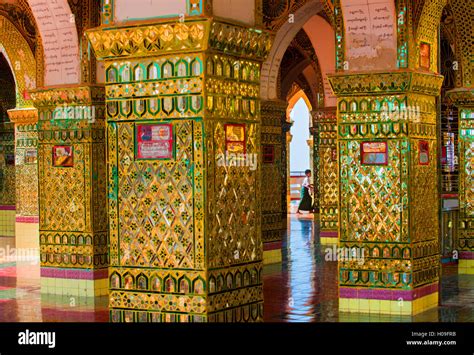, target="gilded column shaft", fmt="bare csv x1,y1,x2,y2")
30,85,108,296
0,121,15,207
261,100,287,264
7,109,39,218
329,70,443,315
447,88,474,274
7,108,39,250
312,108,338,239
